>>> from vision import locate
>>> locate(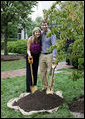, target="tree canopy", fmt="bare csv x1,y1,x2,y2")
43,1,84,69
1,1,38,55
